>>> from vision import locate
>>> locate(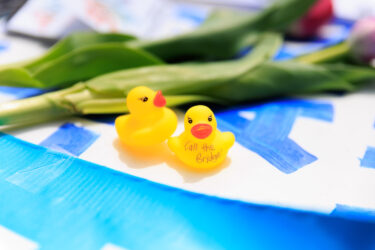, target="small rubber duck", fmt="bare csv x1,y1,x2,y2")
115,86,177,147
168,105,235,169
